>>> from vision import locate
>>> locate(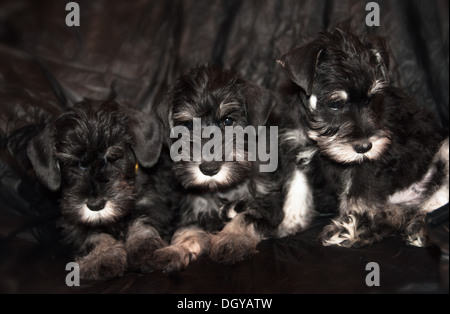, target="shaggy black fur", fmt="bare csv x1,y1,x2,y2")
278,28,449,248
27,100,179,280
